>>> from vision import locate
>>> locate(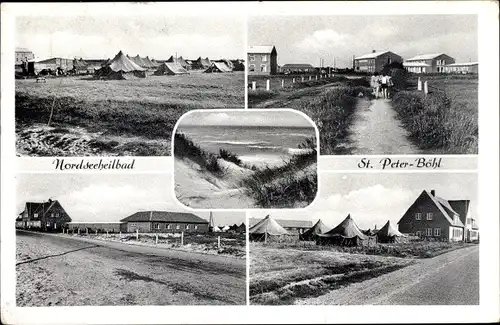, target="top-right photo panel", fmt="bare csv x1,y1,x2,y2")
247,15,478,155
